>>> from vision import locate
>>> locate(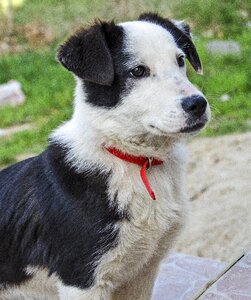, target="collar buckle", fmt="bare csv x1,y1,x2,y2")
148,157,153,169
